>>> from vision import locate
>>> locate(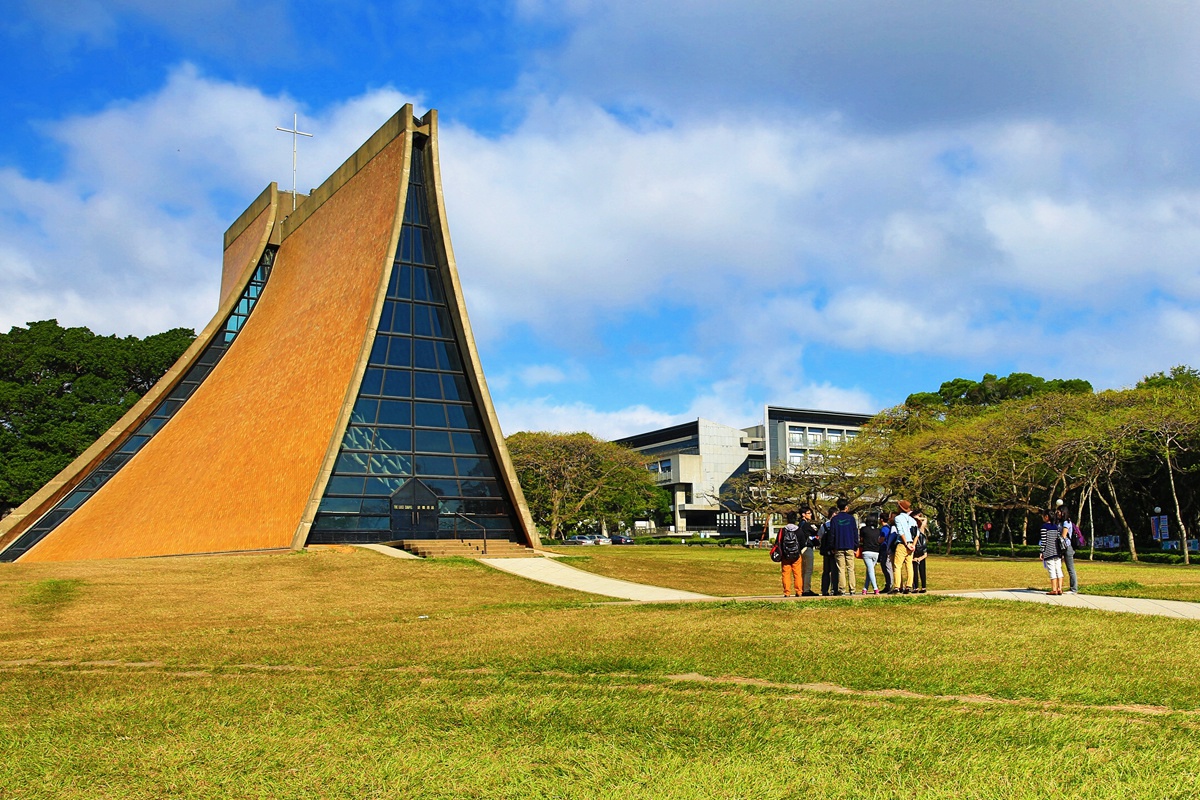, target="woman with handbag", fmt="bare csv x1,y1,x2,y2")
1039,510,1065,595
911,512,929,593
